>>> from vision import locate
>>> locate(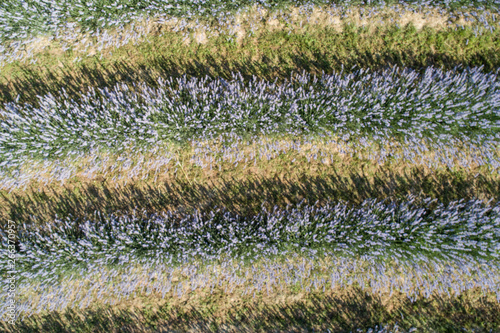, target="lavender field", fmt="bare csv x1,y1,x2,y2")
1,0,500,332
